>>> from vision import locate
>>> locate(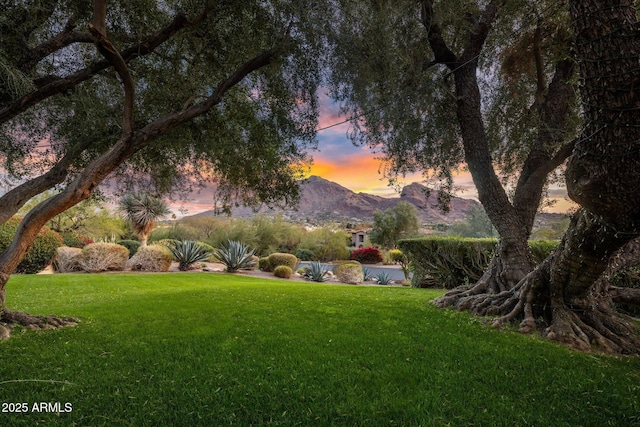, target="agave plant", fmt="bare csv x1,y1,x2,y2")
168,240,212,271
214,240,256,272
303,261,330,282
362,266,374,281
375,272,393,285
